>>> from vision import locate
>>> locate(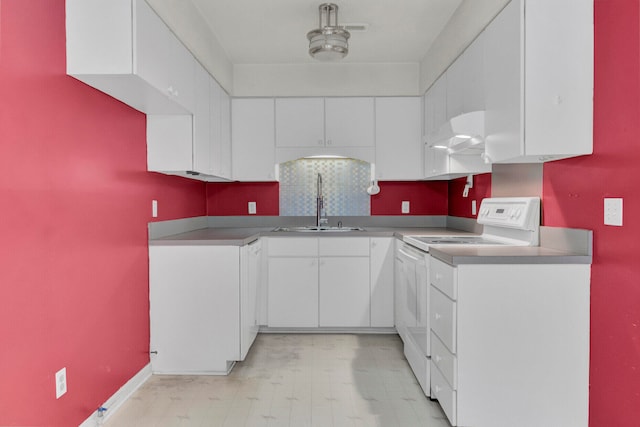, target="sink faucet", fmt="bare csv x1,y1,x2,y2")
316,173,328,227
